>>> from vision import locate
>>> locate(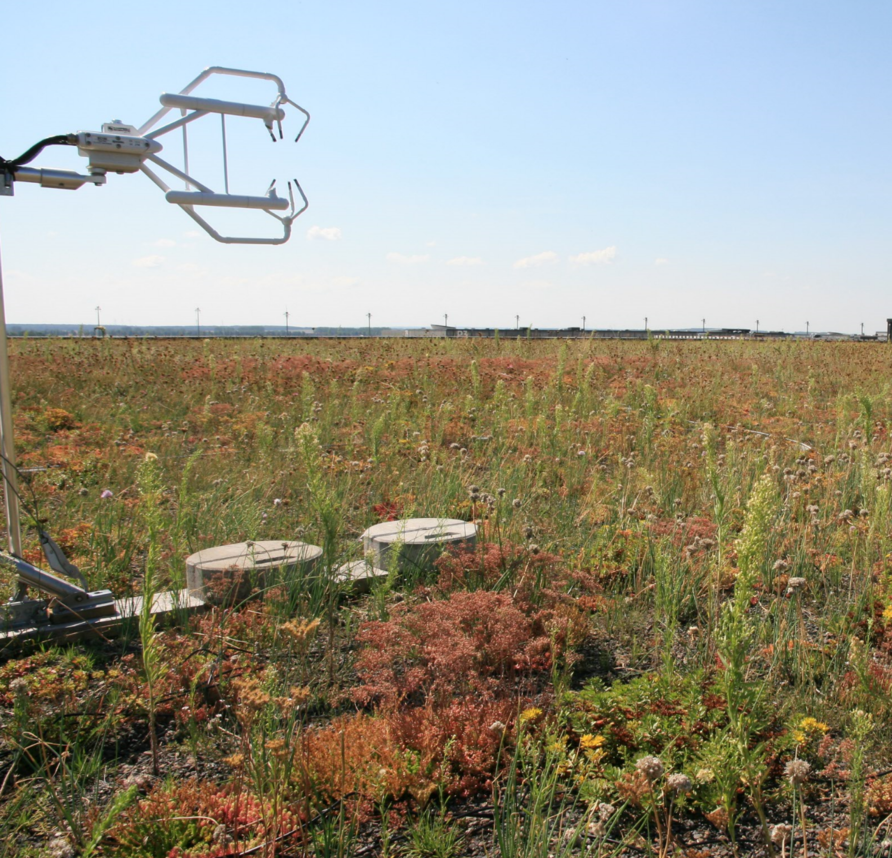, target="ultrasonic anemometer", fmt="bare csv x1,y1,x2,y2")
0,67,310,639
1,66,310,244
